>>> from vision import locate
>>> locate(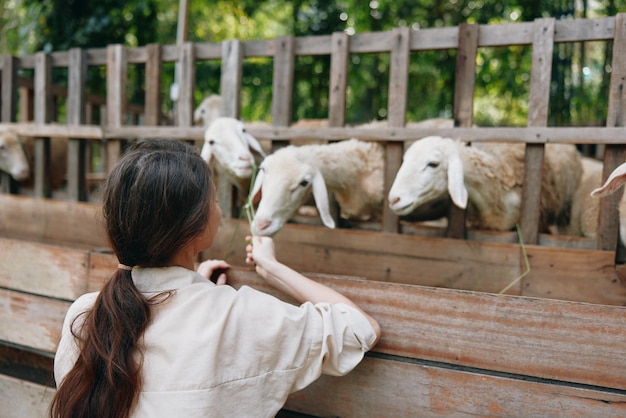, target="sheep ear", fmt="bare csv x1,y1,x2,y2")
244,132,267,158
591,162,626,198
447,153,468,209
311,170,336,229
250,168,265,202
200,141,212,163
